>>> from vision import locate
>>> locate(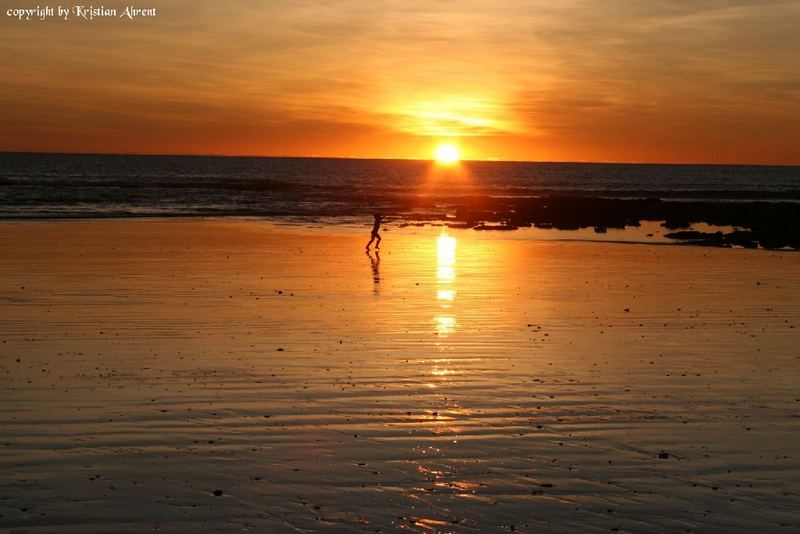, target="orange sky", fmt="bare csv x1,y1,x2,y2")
1,1,799,164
